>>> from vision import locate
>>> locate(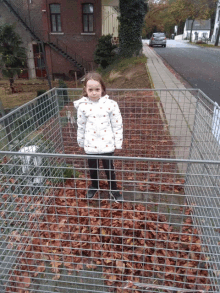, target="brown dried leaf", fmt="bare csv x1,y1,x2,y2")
75,263,83,271
23,276,31,288
104,258,112,264
50,261,62,273
58,218,66,229
86,263,97,270
52,274,60,280
34,262,45,276
109,275,117,281
116,260,125,273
